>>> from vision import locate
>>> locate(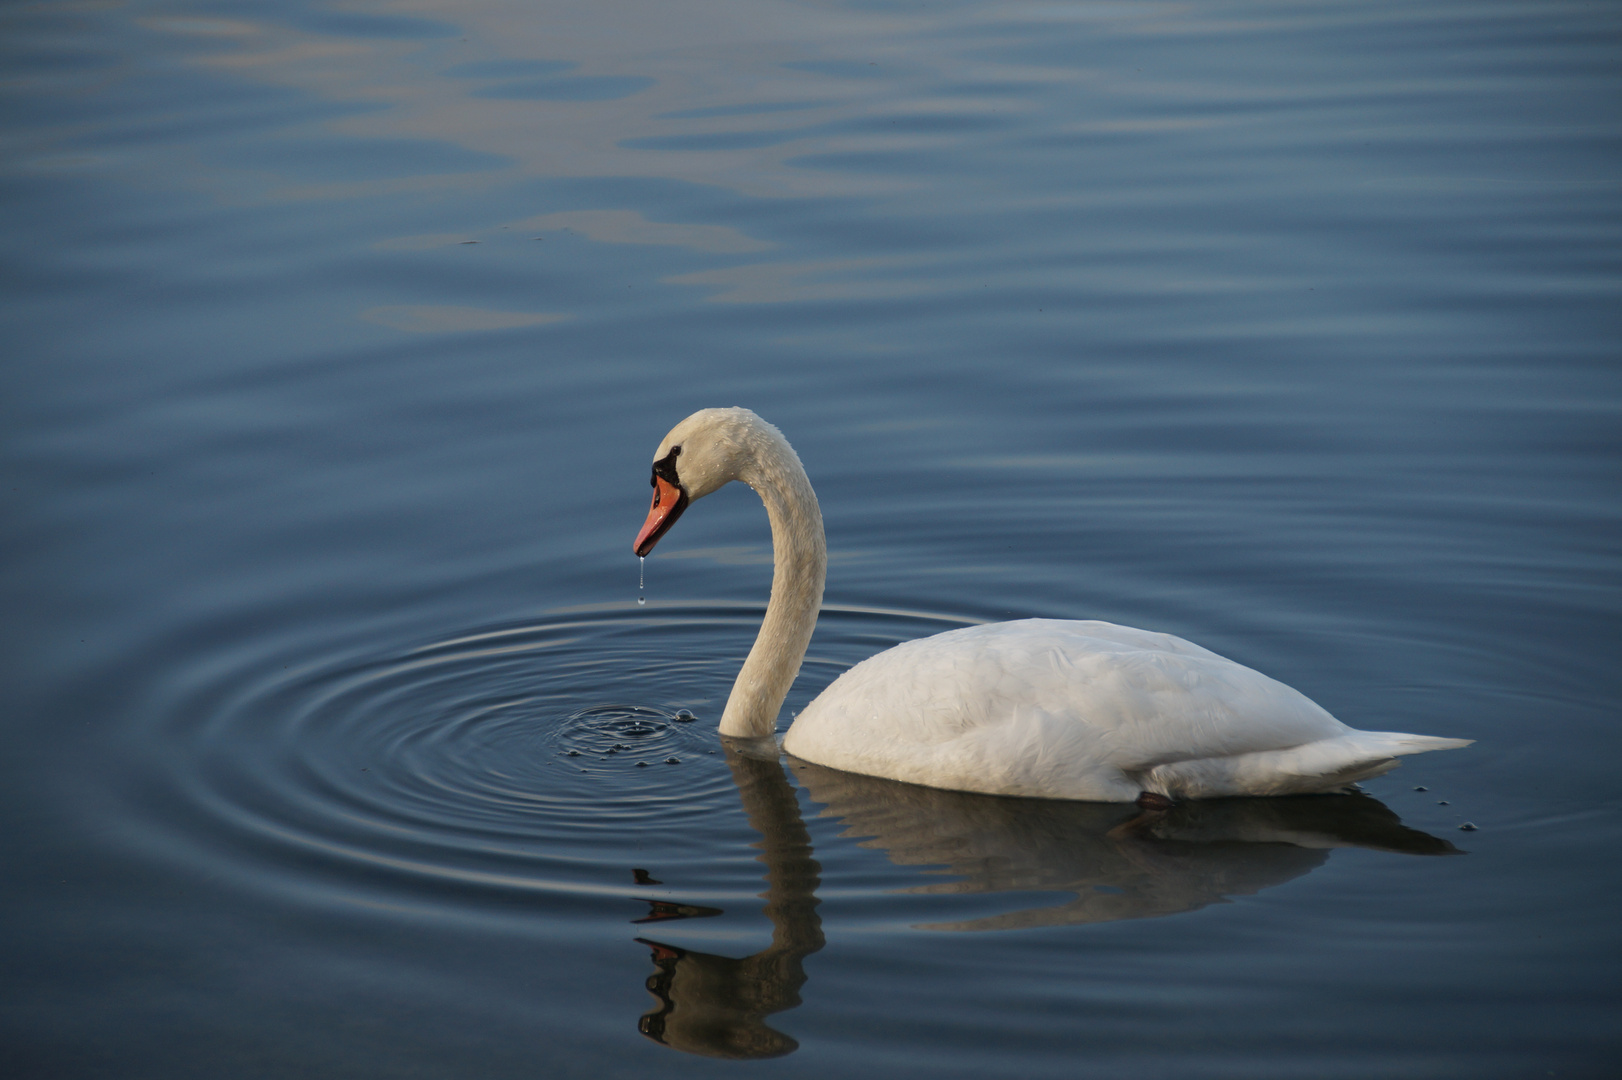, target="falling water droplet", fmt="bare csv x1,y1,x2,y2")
638,556,646,605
